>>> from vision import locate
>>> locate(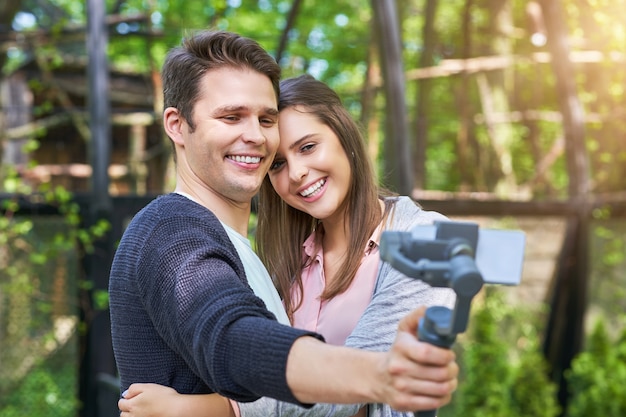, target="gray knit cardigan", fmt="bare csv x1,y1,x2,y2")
238,196,456,417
